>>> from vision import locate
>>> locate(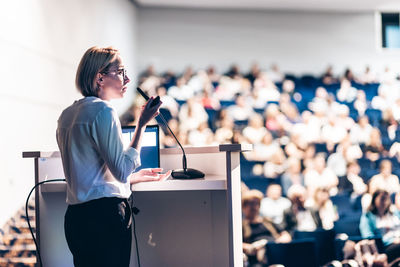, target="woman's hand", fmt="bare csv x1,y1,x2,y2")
138,97,162,128
130,168,172,184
